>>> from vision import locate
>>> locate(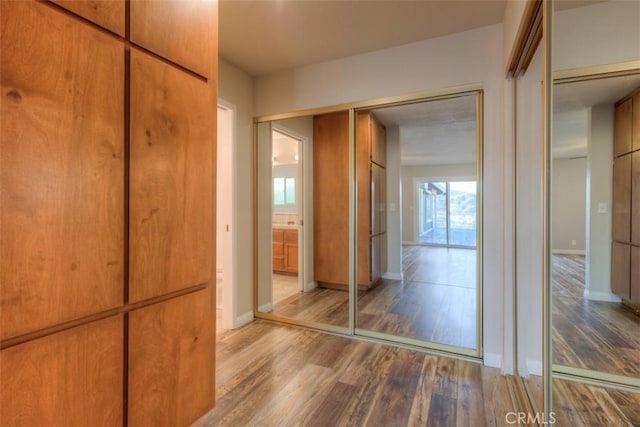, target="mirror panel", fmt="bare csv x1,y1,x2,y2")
354,94,481,354
551,0,640,389
256,114,350,328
